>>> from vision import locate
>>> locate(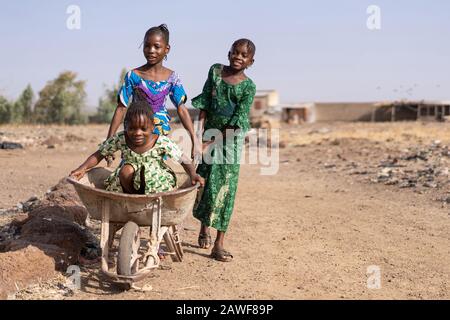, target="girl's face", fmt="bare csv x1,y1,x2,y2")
143,33,170,65
228,44,254,71
126,115,154,146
